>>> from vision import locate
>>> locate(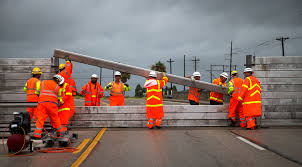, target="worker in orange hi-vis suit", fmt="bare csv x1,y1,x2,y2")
144,71,168,129
228,70,245,127
33,75,67,139
187,72,203,105
57,75,74,130
24,67,42,121
58,57,77,96
209,72,228,105
80,74,104,106
237,68,262,130
104,71,130,106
